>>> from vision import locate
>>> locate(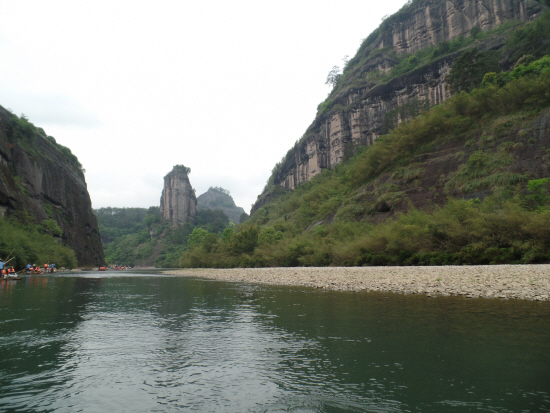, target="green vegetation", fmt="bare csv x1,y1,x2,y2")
96,206,235,267
0,216,77,270
347,59,550,186
95,207,153,244
321,10,550,119
178,58,550,268
8,114,85,172
173,164,191,175
447,48,500,92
